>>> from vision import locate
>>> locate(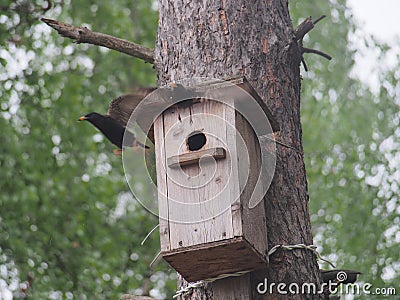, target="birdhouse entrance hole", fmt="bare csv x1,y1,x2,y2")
187,132,206,151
